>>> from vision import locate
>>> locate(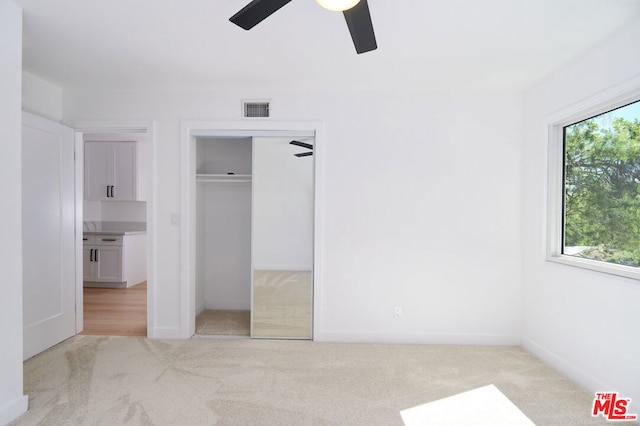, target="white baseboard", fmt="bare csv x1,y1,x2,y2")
317,330,521,345
151,327,182,339
0,395,28,425
522,337,604,390
522,337,640,417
